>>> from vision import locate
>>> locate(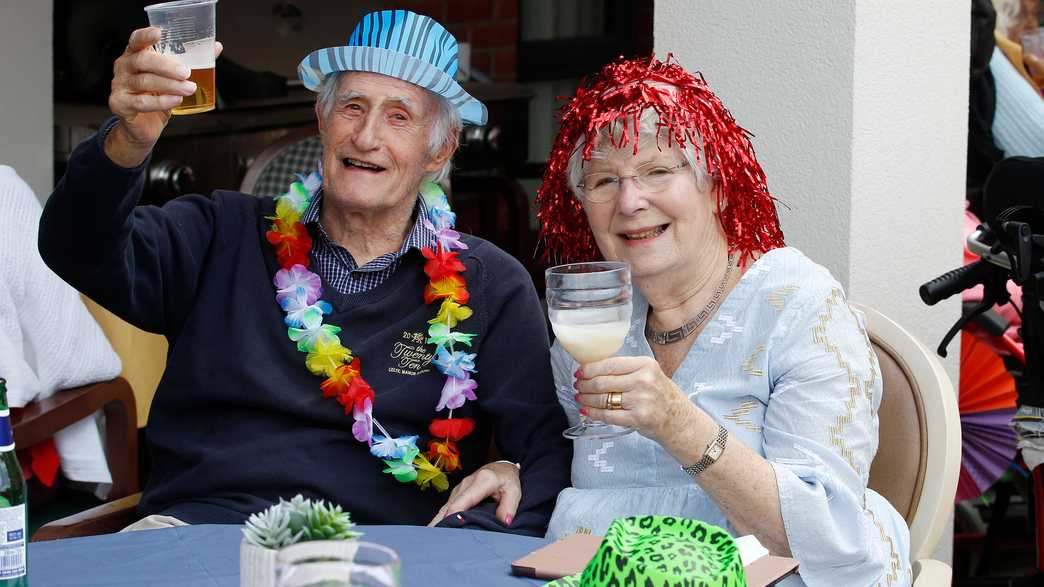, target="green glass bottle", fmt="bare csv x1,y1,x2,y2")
0,379,27,586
